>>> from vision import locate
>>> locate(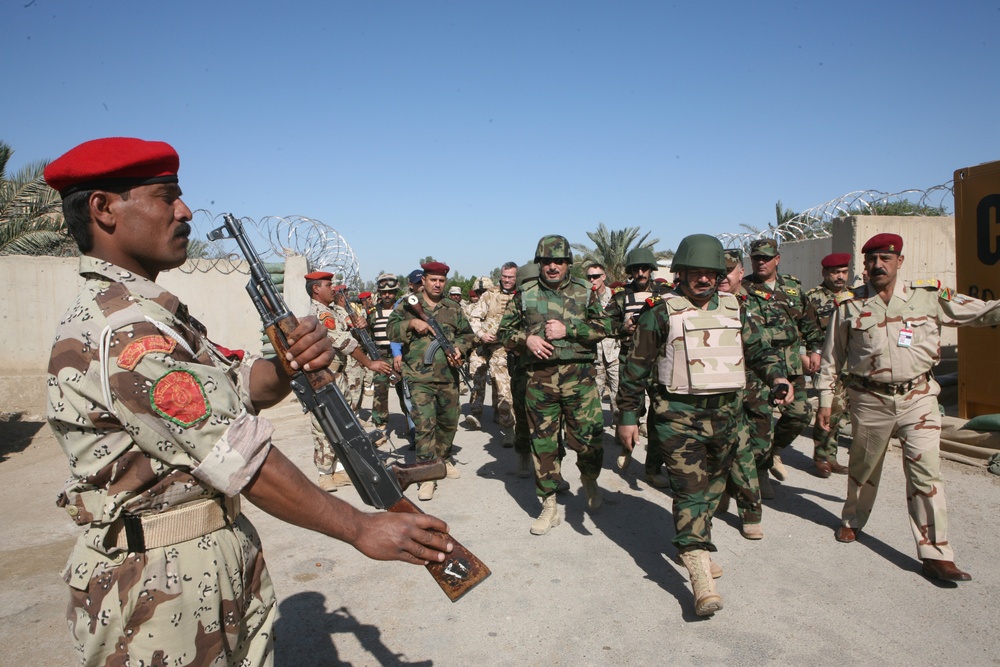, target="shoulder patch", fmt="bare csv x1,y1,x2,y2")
318,311,337,329
117,335,176,370
938,287,954,302
150,370,211,427
911,278,941,290
645,295,662,308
